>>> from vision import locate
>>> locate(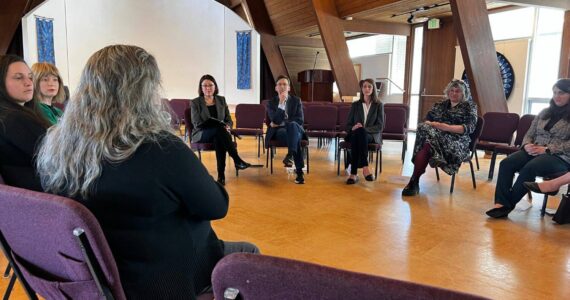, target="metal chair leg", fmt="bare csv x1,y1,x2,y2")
469,161,476,188
3,264,10,278
375,149,379,179
306,147,310,174
270,147,274,174
337,145,342,176
474,150,480,170
450,174,455,194
198,150,202,161
3,273,16,300
488,151,498,180
541,194,548,217
435,167,440,181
